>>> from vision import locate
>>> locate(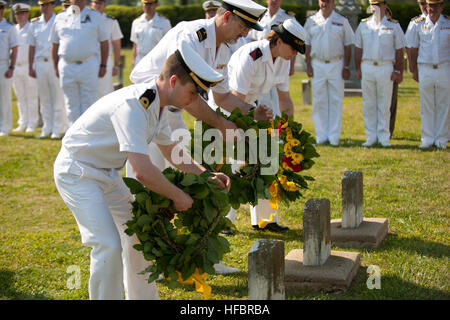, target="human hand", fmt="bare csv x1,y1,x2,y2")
254,104,273,121
4,68,13,79
208,172,231,192
391,71,403,84
98,65,106,78
29,68,36,78
307,65,314,78
355,69,362,80
172,190,193,212
342,68,350,80
112,66,118,77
